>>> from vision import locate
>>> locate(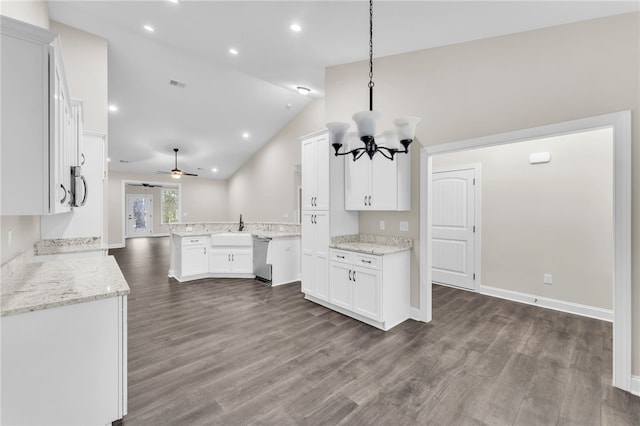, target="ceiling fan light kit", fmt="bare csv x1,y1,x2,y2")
328,0,420,161
157,148,198,179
